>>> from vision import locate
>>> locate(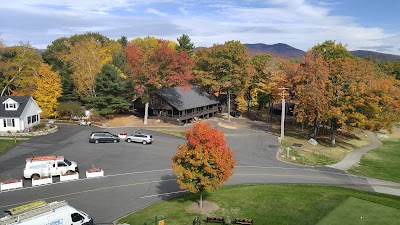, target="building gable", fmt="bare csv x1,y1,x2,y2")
20,97,42,118
2,98,20,111
0,96,39,118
